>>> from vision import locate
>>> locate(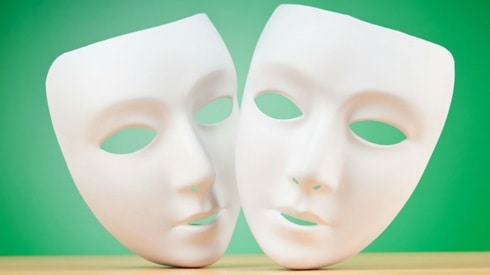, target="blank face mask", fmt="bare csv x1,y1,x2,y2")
236,5,454,269
46,14,239,267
